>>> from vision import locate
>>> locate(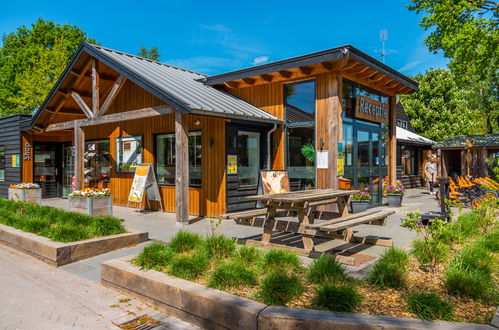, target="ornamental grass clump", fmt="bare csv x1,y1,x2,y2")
406,292,453,321
367,247,409,289
476,230,499,253
307,254,348,284
259,271,304,305
168,230,203,253
235,245,263,264
313,283,362,313
135,241,175,271
260,248,302,272
204,234,236,259
208,260,257,290
169,248,210,280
